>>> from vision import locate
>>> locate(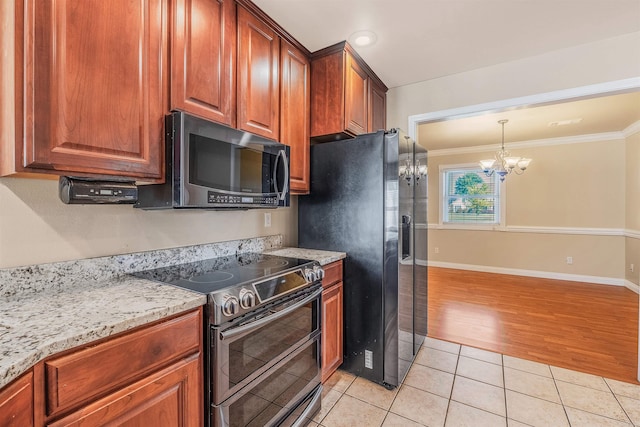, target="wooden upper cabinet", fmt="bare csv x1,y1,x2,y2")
310,41,387,142
19,0,168,180
237,6,280,140
369,79,387,133
171,0,236,127
344,52,369,136
280,40,310,194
